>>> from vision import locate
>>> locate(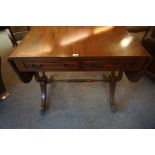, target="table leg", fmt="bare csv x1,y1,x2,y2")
35,72,53,114
109,75,117,112
34,71,123,114
40,80,47,112
103,71,123,113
